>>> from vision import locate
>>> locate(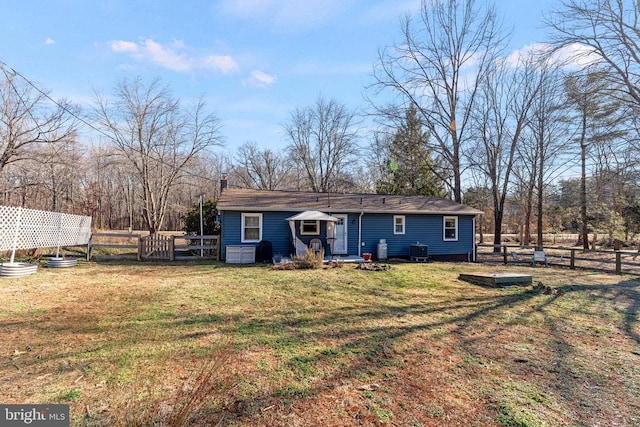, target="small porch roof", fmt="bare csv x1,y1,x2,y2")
285,210,338,222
